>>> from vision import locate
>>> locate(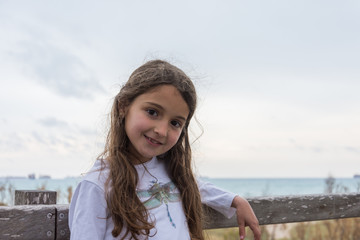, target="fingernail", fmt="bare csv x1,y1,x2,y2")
240,236,244,240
